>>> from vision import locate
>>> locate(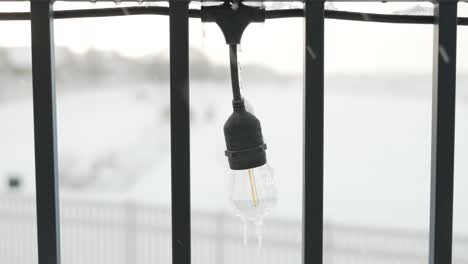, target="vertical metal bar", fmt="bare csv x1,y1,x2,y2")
429,2,458,264
30,1,61,264
170,1,191,264
303,1,324,264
